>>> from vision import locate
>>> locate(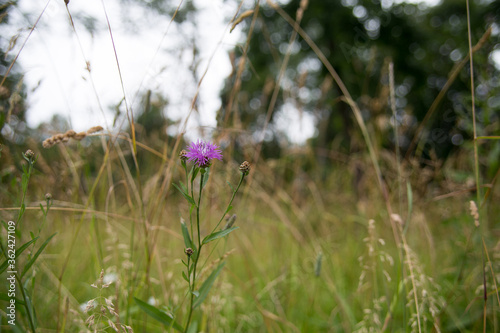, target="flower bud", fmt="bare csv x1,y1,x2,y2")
24,149,35,160
239,161,250,175
185,248,193,257
179,150,188,162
